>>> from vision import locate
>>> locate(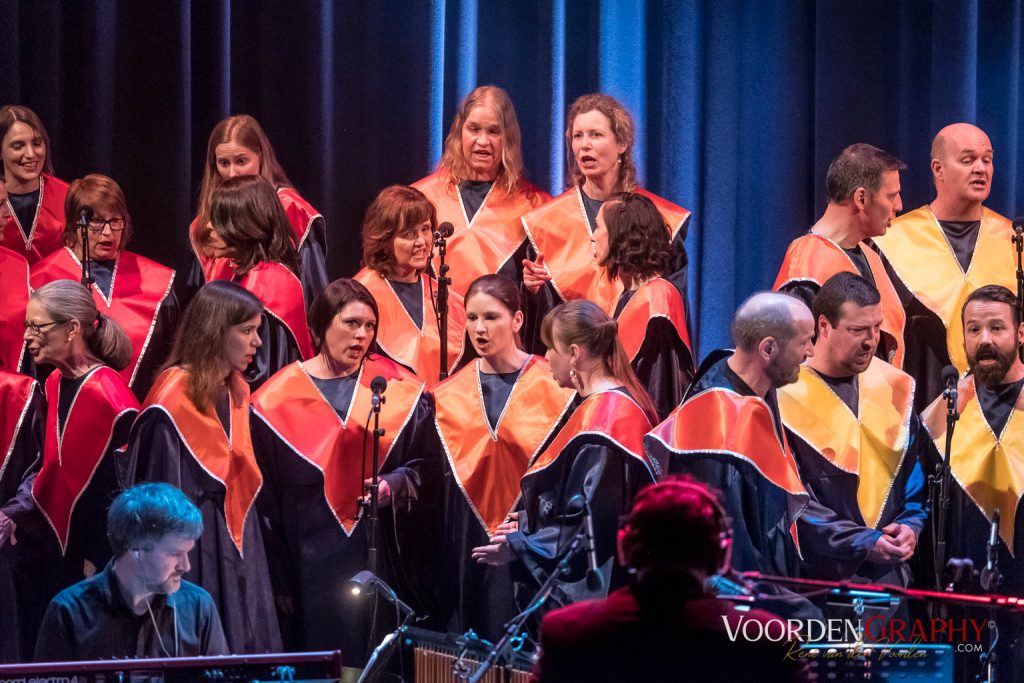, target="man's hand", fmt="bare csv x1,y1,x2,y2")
868,523,916,563
522,253,551,294
495,511,518,535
